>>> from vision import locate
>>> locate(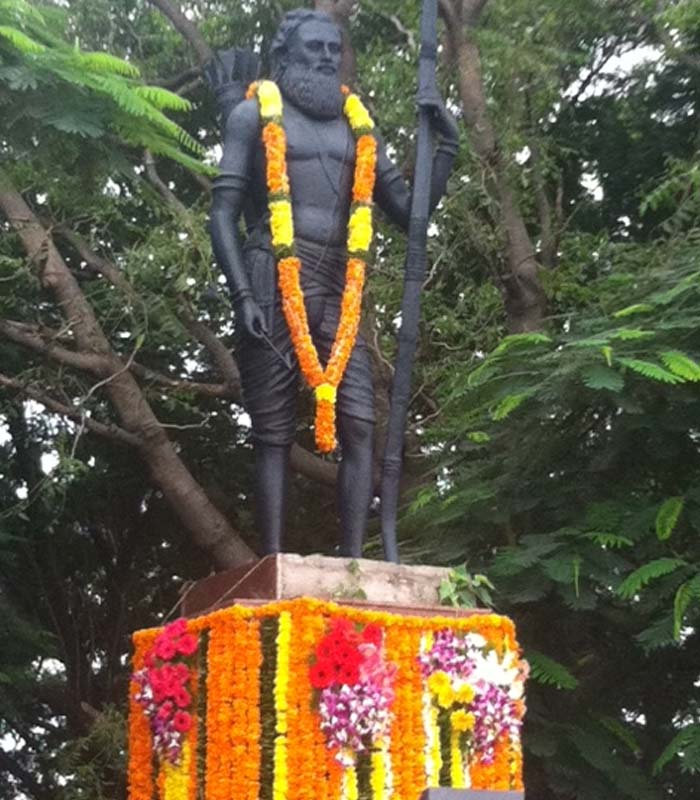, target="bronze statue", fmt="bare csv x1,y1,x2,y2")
208,9,457,558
